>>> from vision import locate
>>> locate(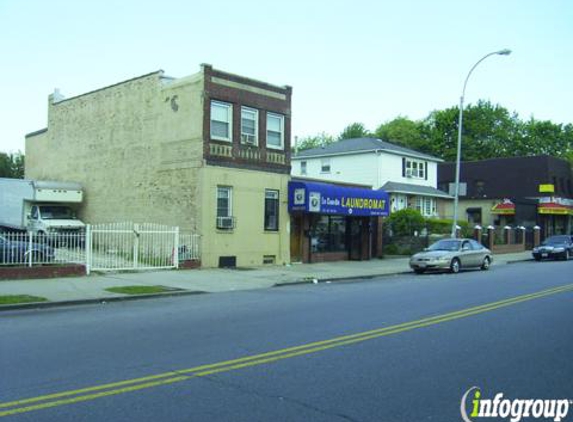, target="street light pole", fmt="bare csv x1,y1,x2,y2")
450,49,512,238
